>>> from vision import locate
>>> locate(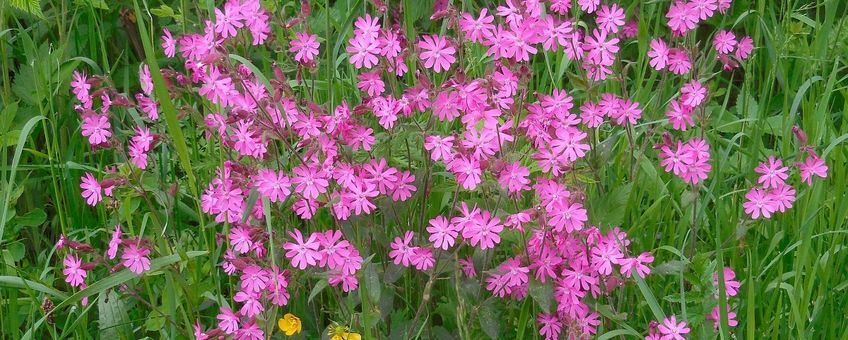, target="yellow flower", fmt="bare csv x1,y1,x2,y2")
330,332,362,340
277,313,302,336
